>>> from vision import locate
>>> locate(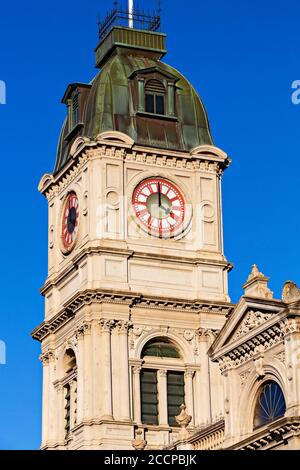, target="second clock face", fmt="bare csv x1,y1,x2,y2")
62,192,79,250
133,178,185,236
